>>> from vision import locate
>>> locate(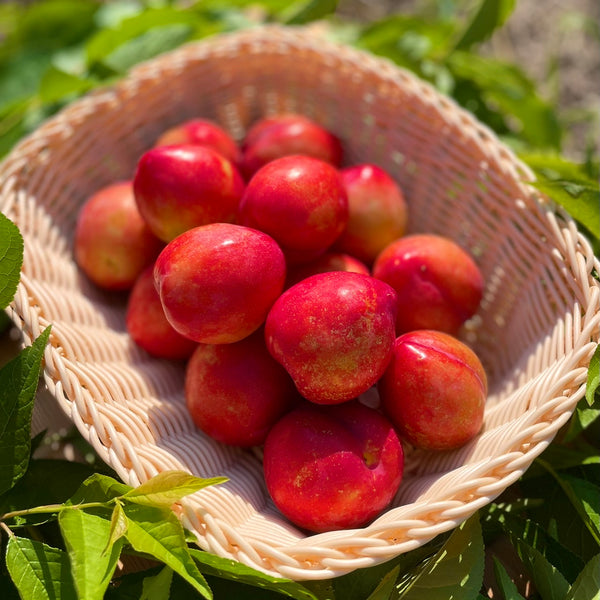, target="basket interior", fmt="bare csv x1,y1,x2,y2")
2,26,599,579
